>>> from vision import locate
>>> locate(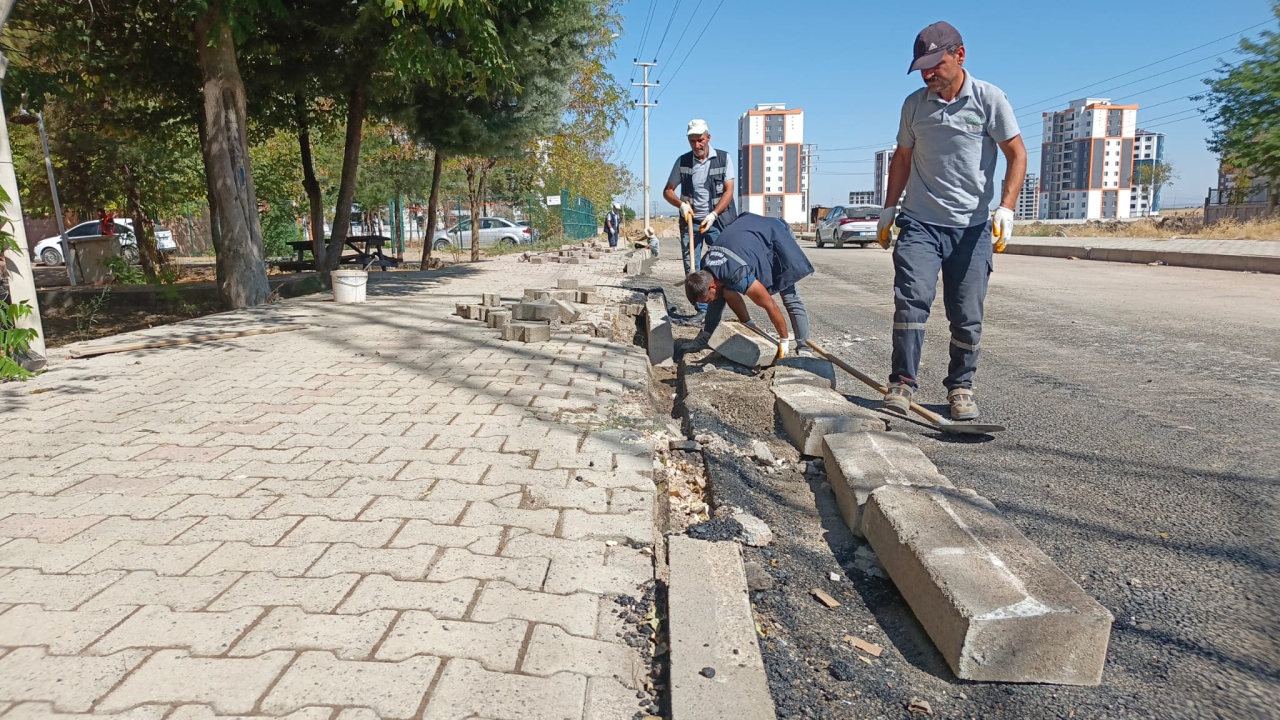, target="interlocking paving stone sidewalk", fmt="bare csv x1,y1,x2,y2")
0,253,658,719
